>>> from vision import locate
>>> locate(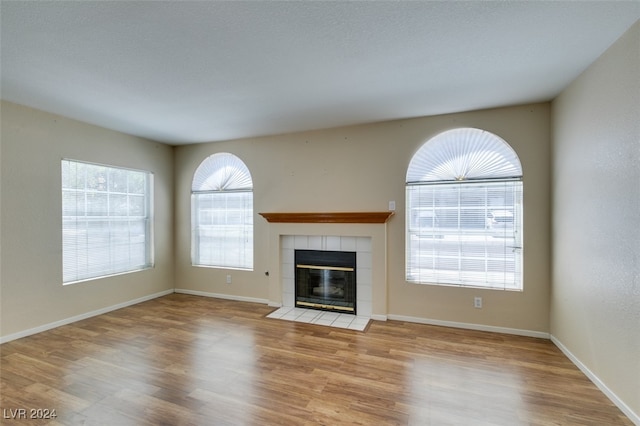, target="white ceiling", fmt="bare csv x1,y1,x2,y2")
1,1,639,145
